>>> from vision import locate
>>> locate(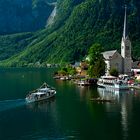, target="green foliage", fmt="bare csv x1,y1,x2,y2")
135,79,140,84
87,43,103,65
109,68,119,77
0,32,34,60
59,69,67,75
88,57,105,78
87,65,94,78
58,66,77,76
0,0,140,67
67,67,77,75
87,43,105,78
92,57,106,77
